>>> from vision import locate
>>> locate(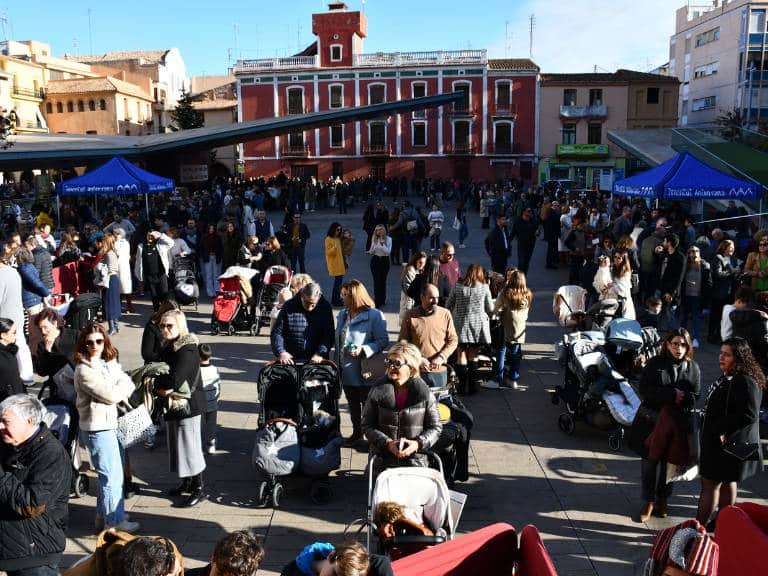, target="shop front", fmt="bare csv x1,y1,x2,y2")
539,144,626,191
